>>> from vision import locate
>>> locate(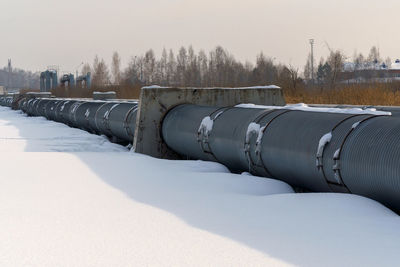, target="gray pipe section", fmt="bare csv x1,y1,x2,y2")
0,96,14,107
0,96,138,143
162,104,400,211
